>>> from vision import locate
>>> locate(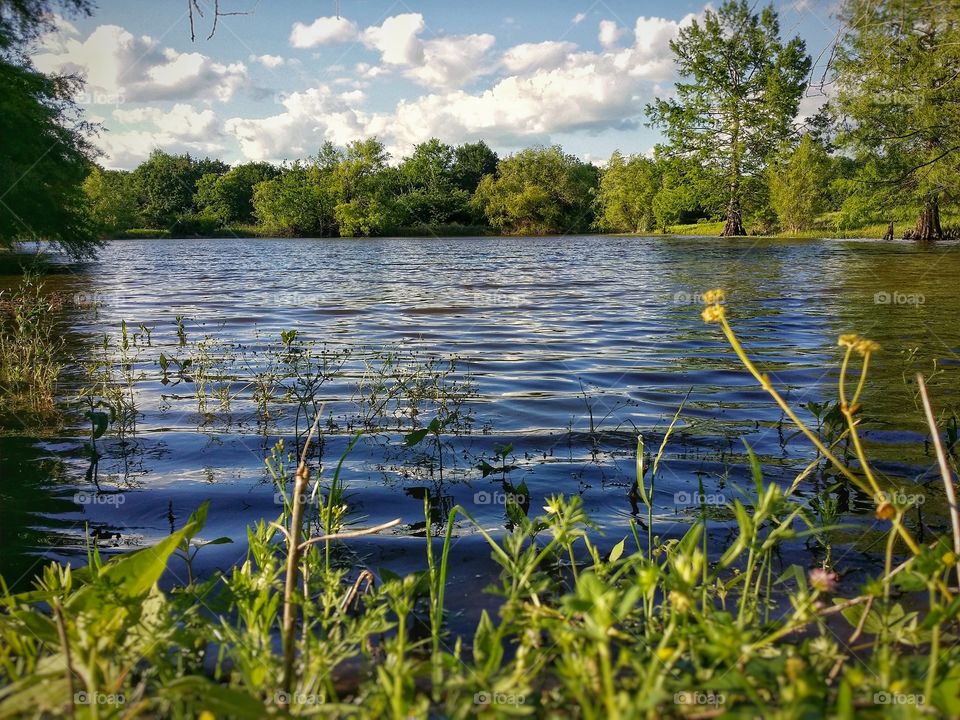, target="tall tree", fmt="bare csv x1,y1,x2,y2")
394,139,471,226
131,151,227,228
768,134,830,233
451,141,499,194
833,0,960,240
83,166,138,232
472,146,598,235
647,0,811,236
195,161,280,226
0,0,100,256
595,152,661,233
